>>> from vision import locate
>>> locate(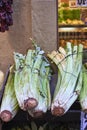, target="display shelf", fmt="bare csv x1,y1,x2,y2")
0,66,81,124
59,38,87,40
59,24,87,28
1,104,81,130
0,64,85,130
2,110,81,130
58,24,87,47
2,110,81,127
